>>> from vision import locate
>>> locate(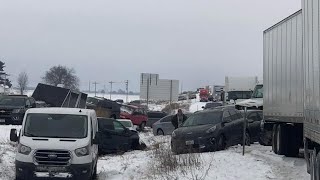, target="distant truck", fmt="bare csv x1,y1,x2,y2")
199,89,209,102
224,76,258,104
